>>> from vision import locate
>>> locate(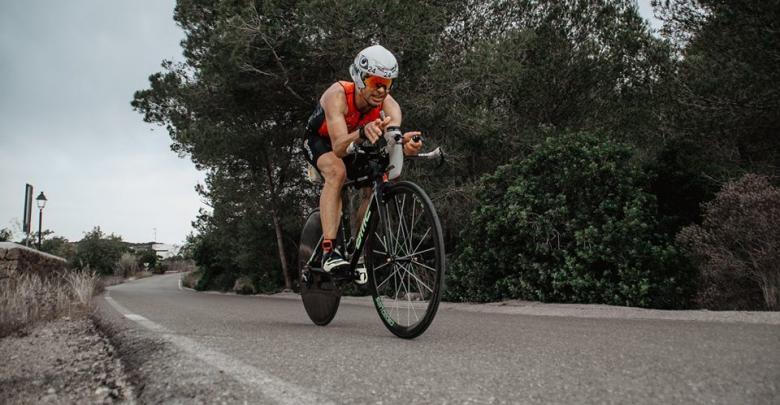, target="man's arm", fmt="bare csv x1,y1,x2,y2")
382,95,402,127
321,85,359,158
382,94,422,155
